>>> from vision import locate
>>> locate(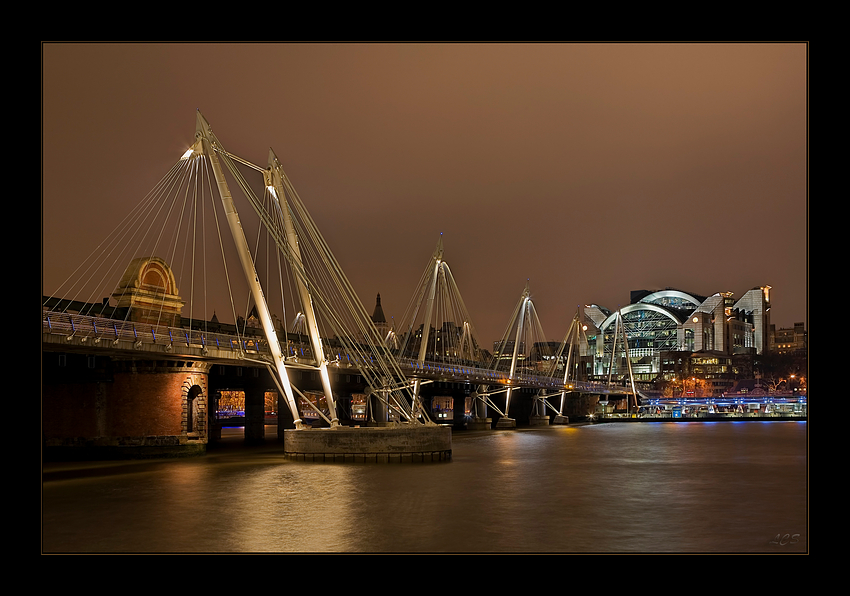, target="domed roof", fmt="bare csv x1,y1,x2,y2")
115,256,179,296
